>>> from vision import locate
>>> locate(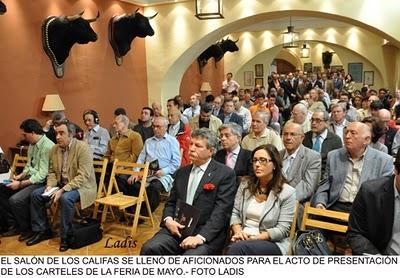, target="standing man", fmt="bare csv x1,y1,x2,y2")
281,122,321,202
140,128,237,255
82,109,110,160
0,119,54,240
27,120,97,251
312,122,393,212
303,110,342,177
127,117,181,213
214,123,252,183
222,72,240,93
347,152,400,255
